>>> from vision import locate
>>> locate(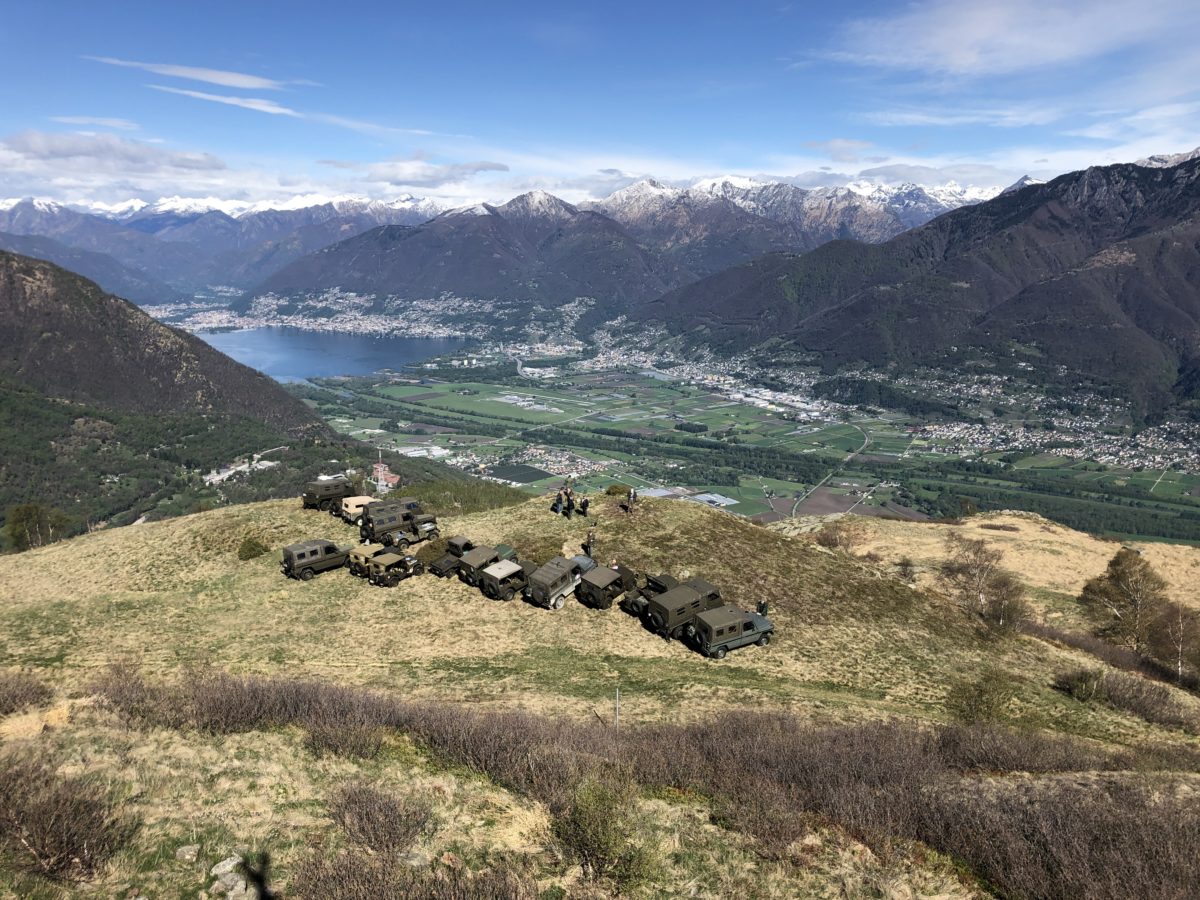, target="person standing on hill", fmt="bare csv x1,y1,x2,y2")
565,492,576,519
580,495,590,517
